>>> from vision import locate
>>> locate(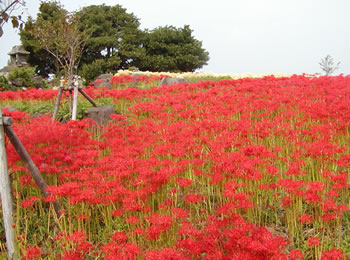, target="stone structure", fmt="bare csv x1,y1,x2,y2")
84,105,115,125
0,45,30,77
91,74,113,89
159,77,189,86
8,45,30,66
